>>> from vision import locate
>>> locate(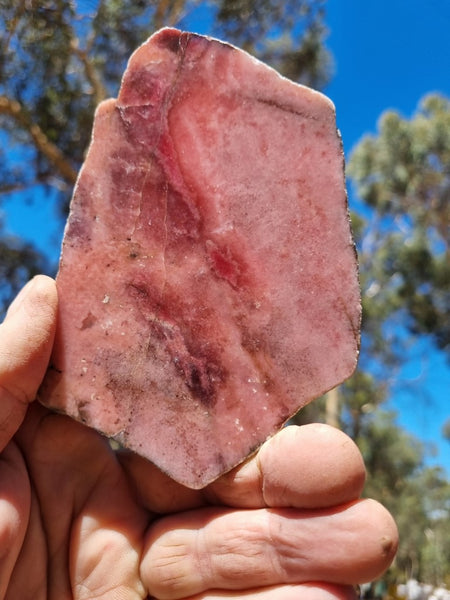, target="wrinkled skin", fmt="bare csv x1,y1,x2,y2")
0,275,398,600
